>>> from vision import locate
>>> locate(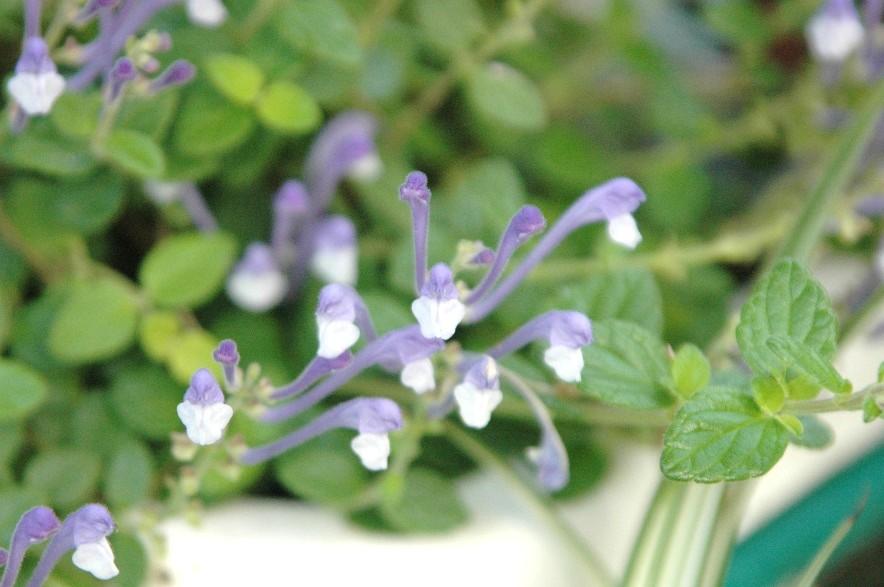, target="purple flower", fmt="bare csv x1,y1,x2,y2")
226,243,288,313
177,369,234,445
106,57,136,102
272,352,353,400
399,171,432,292
272,180,310,266
453,356,503,429
489,311,593,382
310,216,358,285
27,504,118,584
241,397,403,469
411,263,465,340
7,37,65,116
315,283,376,359
0,506,60,587
213,339,240,387
149,59,196,93
807,0,865,62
